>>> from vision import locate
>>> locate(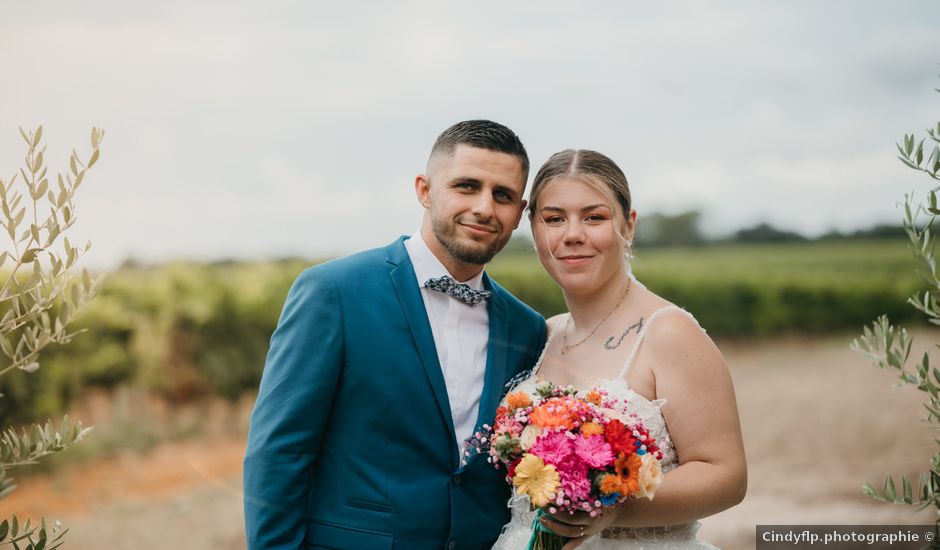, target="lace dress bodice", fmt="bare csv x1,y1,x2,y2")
491,305,718,549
